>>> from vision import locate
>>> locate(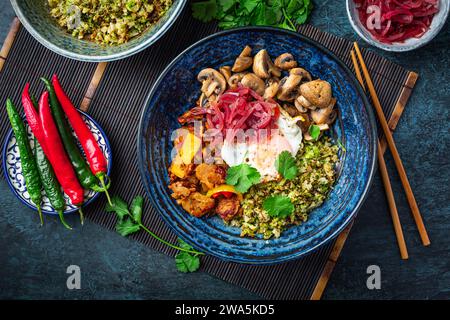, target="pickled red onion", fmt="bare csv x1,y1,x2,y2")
354,0,439,44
